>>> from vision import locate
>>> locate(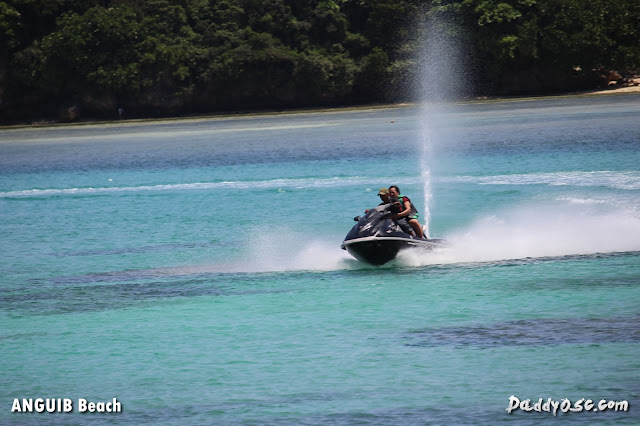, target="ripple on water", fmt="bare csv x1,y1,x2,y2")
403,316,640,348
